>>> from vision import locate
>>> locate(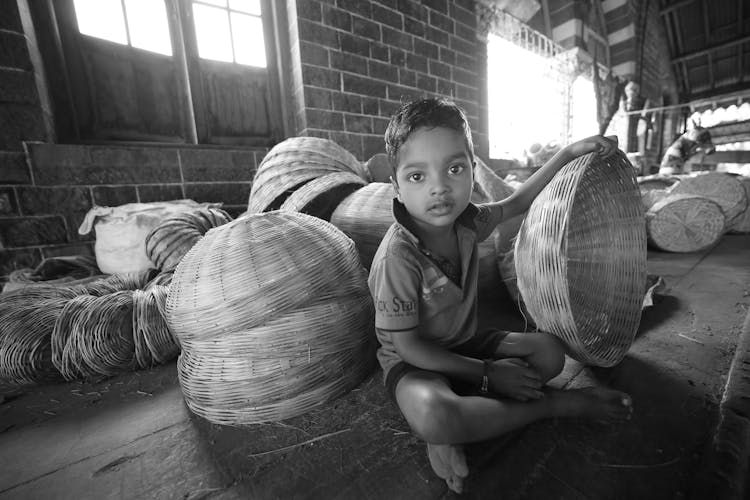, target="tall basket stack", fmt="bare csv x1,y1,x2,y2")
165,211,376,425
247,137,370,215
514,150,647,367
